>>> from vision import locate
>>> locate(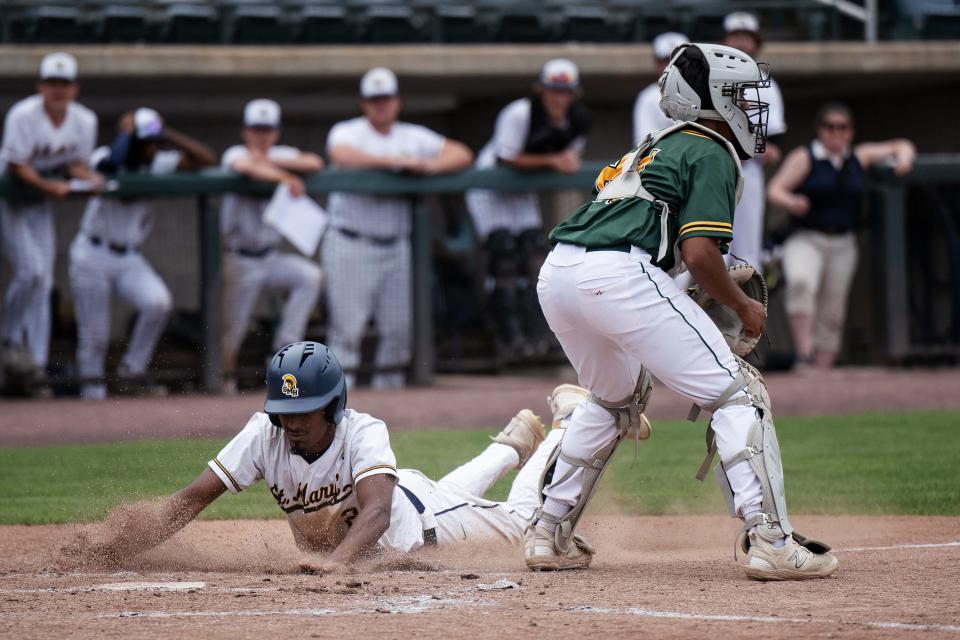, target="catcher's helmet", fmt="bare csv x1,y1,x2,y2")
264,341,347,427
658,43,770,158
